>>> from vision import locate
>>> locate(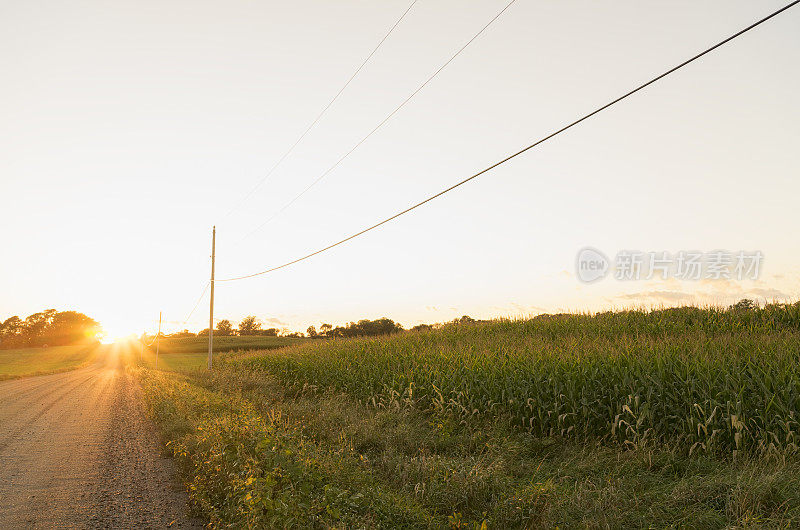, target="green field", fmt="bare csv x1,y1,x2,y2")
140,304,800,528
139,351,210,372
139,336,306,372
0,343,99,380
152,335,304,355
